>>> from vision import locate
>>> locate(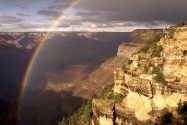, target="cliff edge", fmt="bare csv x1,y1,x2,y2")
92,26,187,125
